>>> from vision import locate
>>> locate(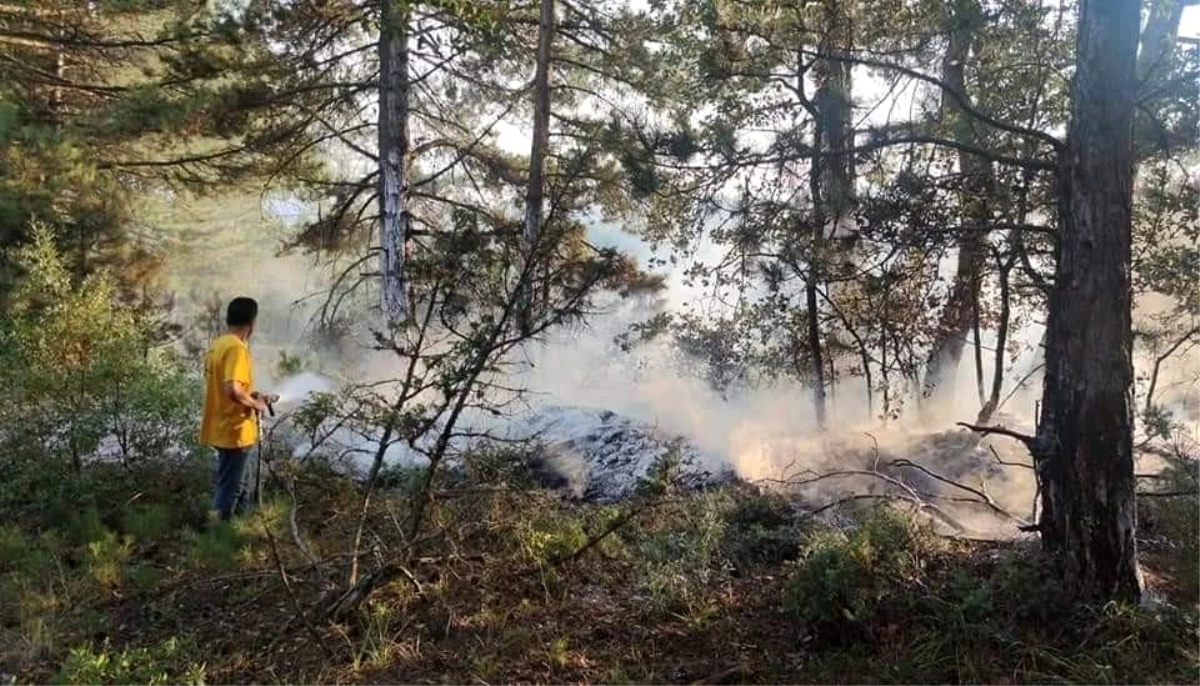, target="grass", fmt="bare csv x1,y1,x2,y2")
1,454,1196,685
